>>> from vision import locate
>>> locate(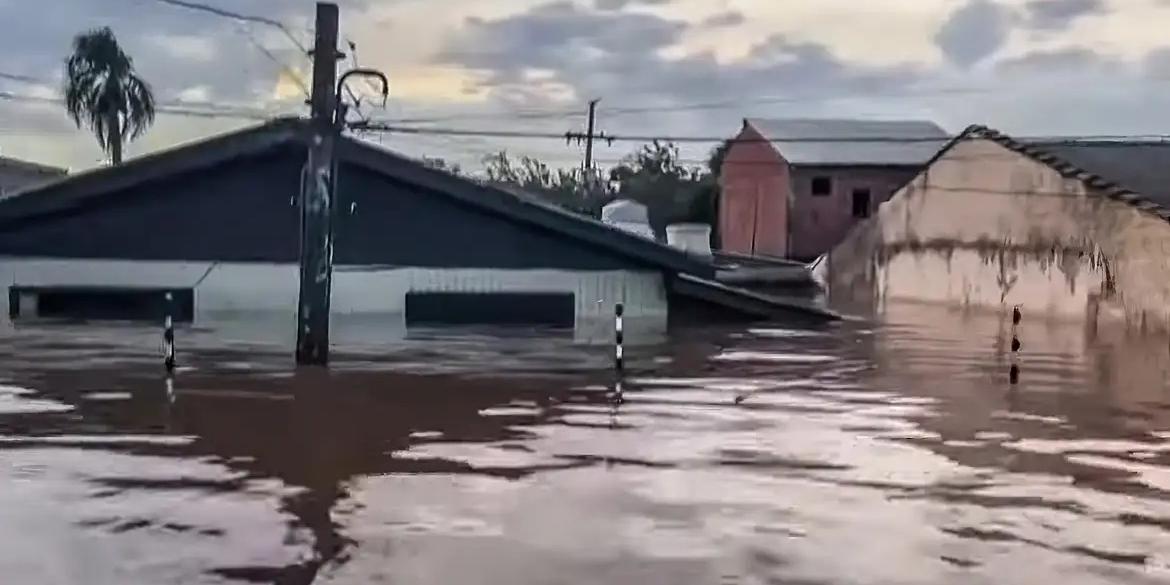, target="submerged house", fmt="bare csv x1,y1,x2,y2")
0,154,66,196
0,118,833,345
819,125,1170,332
719,118,948,261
